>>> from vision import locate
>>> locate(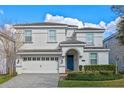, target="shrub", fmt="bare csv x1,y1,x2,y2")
119,70,124,74
99,71,114,75
66,71,123,81
84,65,116,74
79,65,82,71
